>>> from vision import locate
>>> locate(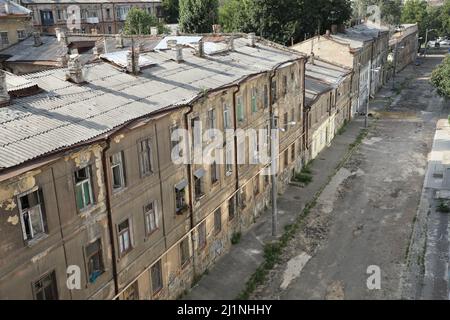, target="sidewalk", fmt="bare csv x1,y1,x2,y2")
184,118,366,300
